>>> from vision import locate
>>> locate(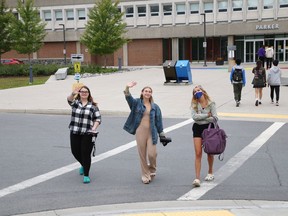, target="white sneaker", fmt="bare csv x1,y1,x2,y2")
204,174,215,181
192,179,201,187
